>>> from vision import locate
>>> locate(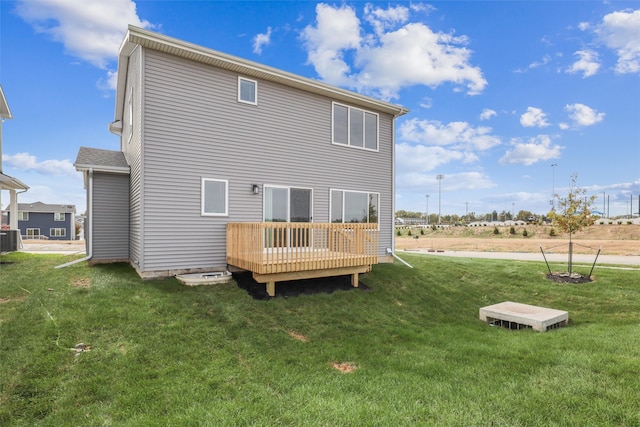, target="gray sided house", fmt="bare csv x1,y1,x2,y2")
14,202,76,240
76,26,408,289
